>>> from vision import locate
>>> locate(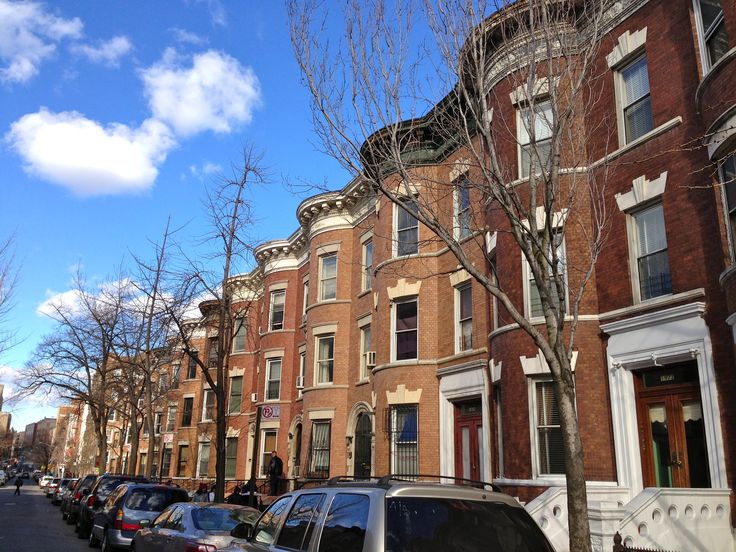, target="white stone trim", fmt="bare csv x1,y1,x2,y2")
312,323,337,336
386,384,422,404
359,230,373,244
490,359,502,383
386,278,421,300
268,281,289,292
602,302,727,494
308,408,335,420
357,313,372,327
449,158,471,181
509,77,557,105
606,27,647,68
521,207,568,230
486,231,497,255
315,242,340,256
520,350,578,376
263,348,285,359
615,172,667,211
449,268,471,287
